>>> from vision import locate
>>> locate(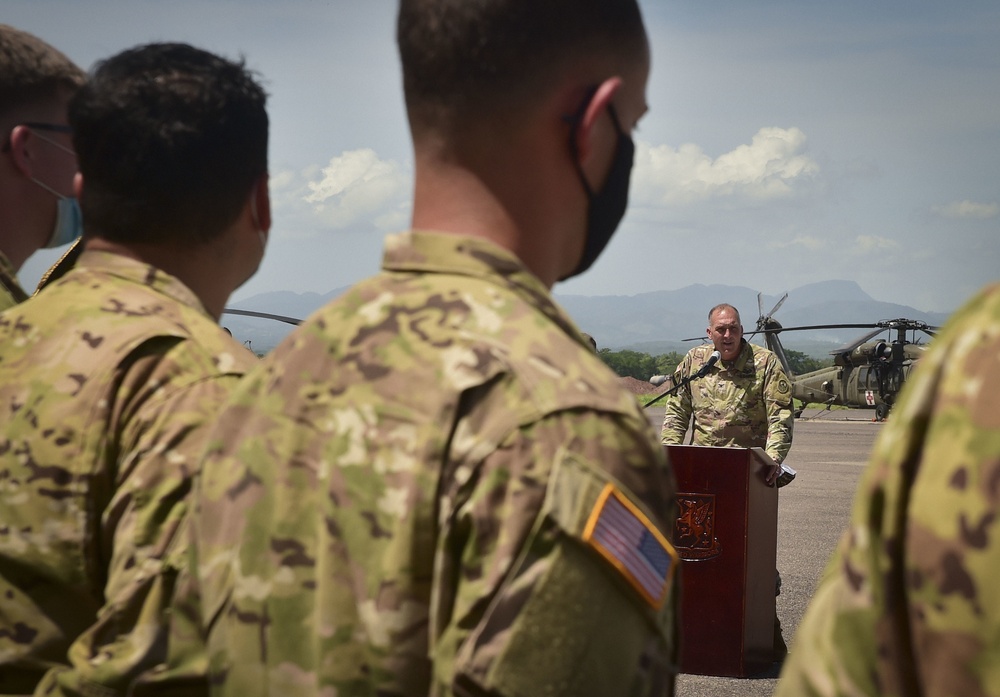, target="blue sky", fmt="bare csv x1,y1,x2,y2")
10,0,999,314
